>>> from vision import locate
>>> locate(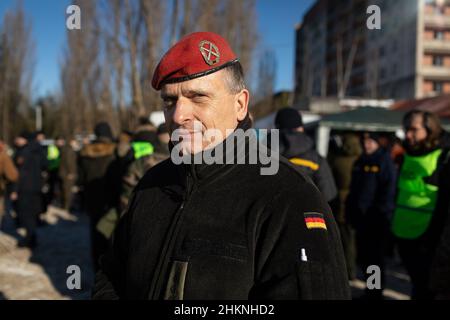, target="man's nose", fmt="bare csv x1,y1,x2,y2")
172,98,193,126
405,130,414,142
